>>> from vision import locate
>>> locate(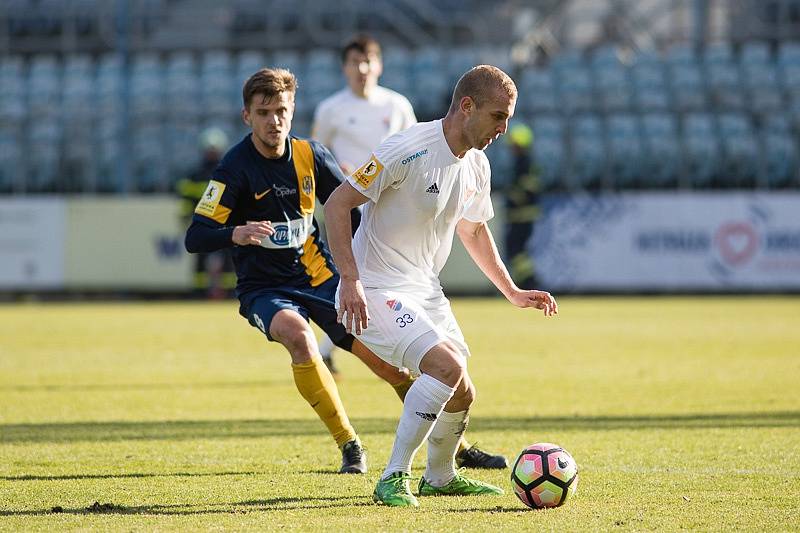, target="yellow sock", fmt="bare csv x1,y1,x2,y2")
391,375,416,401
291,357,356,448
